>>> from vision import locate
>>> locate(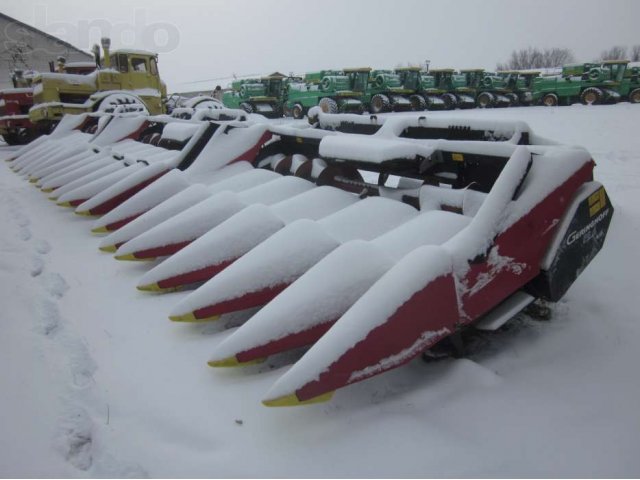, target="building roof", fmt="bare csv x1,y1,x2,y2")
0,12,93,60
